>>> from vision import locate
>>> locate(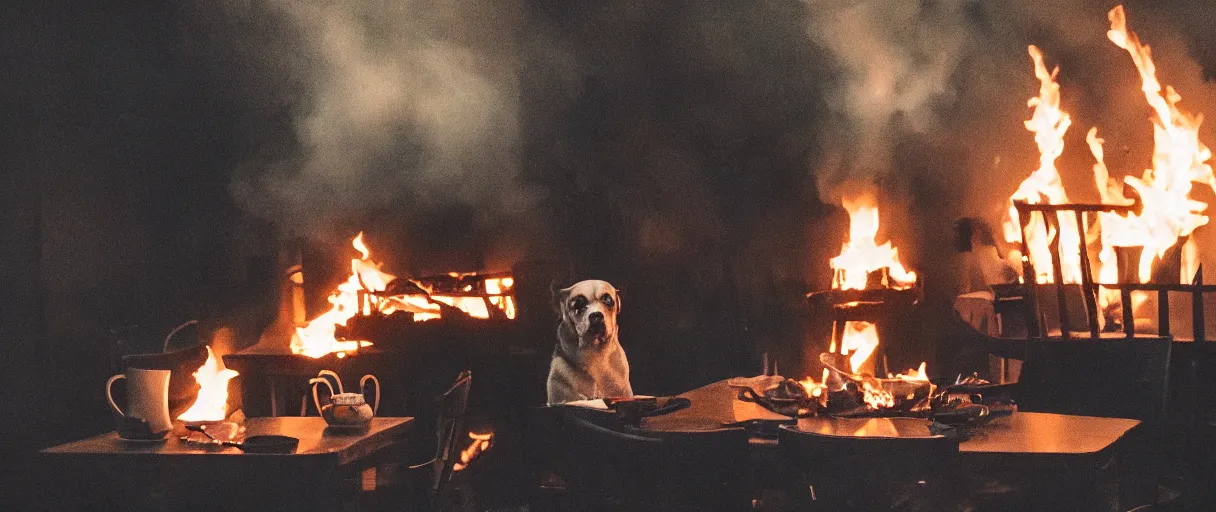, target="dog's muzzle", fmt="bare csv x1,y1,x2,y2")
584,313,609,346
